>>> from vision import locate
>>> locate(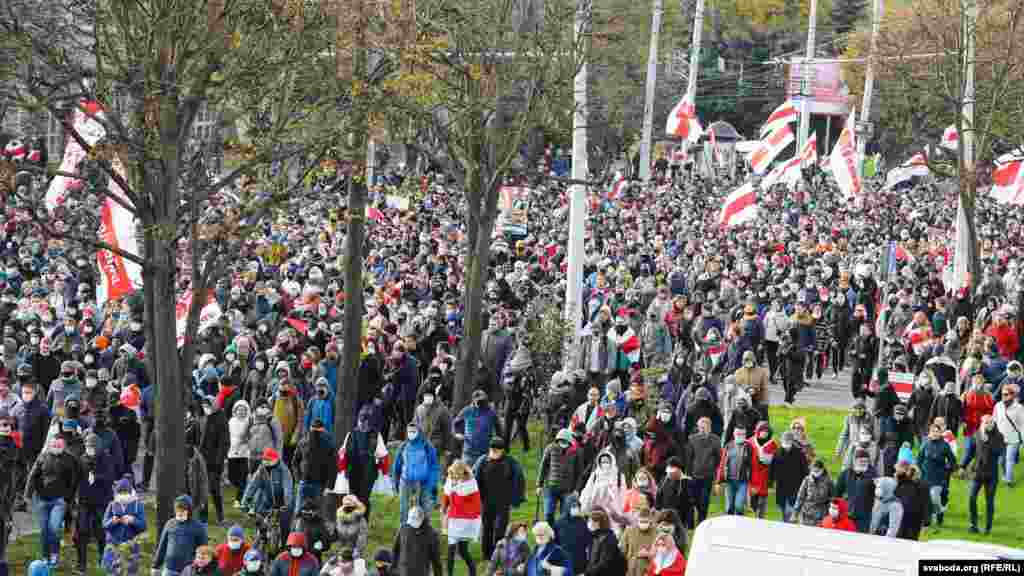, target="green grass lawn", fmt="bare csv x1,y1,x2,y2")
9,405,1024,574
